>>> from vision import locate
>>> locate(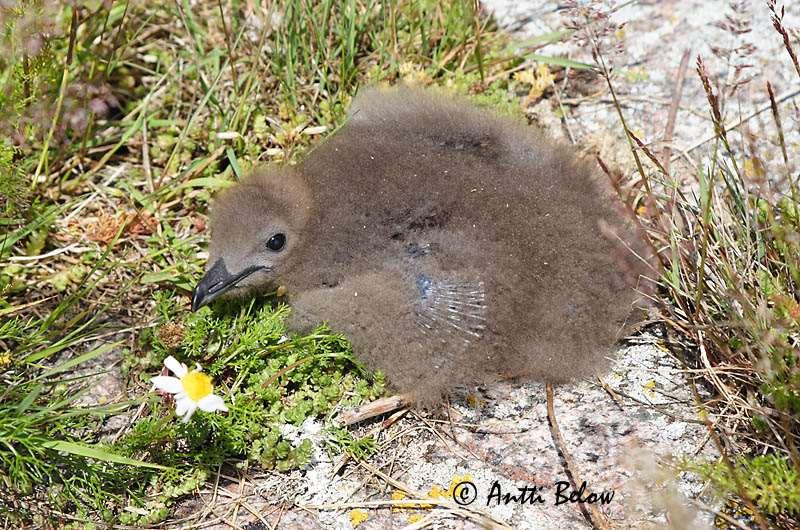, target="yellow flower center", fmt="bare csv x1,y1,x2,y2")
181,371,213,401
